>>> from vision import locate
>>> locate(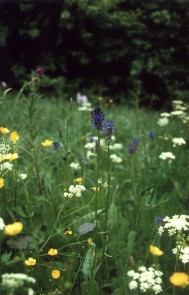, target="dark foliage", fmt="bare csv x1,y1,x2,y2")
0,0,189,107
